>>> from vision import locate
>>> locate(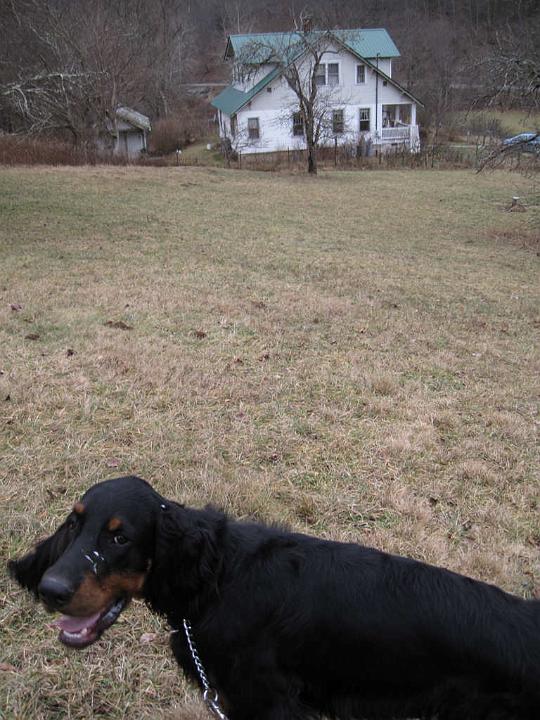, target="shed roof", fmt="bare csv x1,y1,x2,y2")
115,106,151,131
